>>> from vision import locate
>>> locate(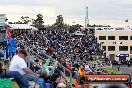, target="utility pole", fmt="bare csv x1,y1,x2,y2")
85,6,89,27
